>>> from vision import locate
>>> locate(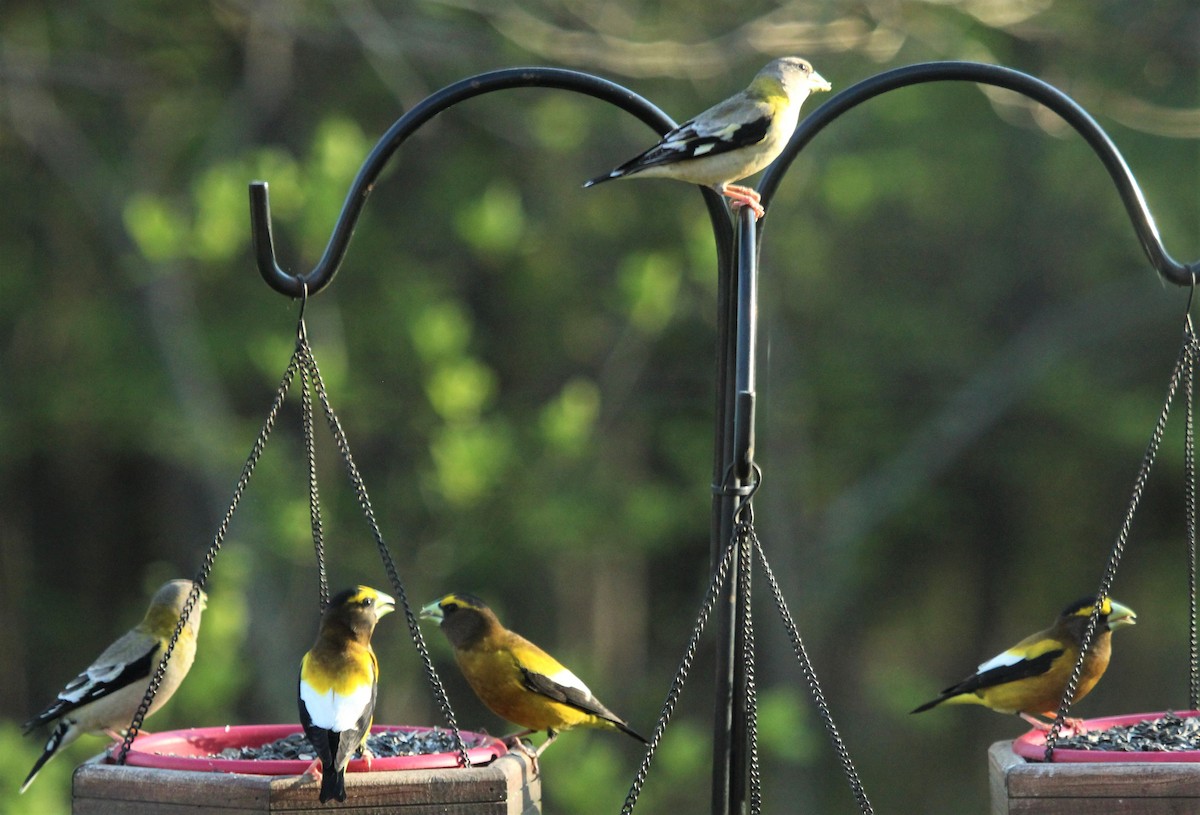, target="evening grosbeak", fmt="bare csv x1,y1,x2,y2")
298,585,395,804
21,578,206,792
420,592,646,757
911,596,1137,728
584,56,831,219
